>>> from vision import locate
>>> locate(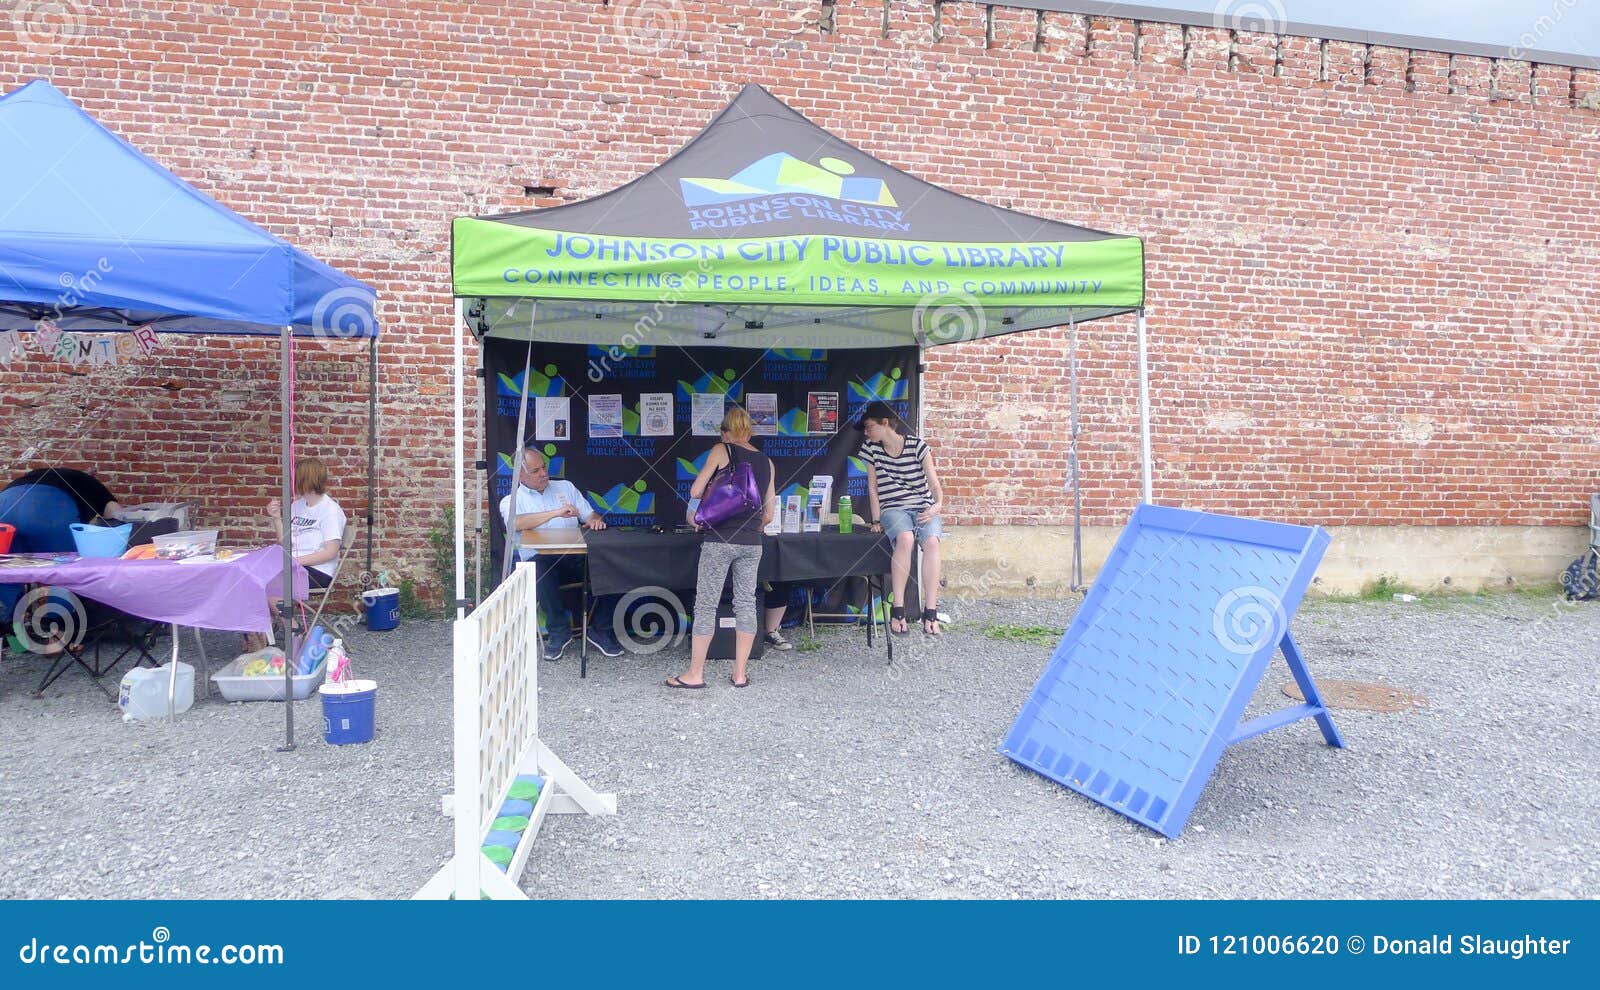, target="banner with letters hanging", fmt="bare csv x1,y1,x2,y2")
483,339,917,608
0,321,161,367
